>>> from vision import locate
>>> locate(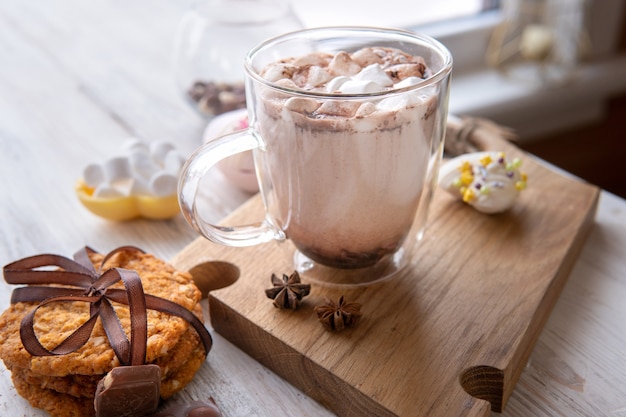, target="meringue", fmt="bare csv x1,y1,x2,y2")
438,151,528,214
